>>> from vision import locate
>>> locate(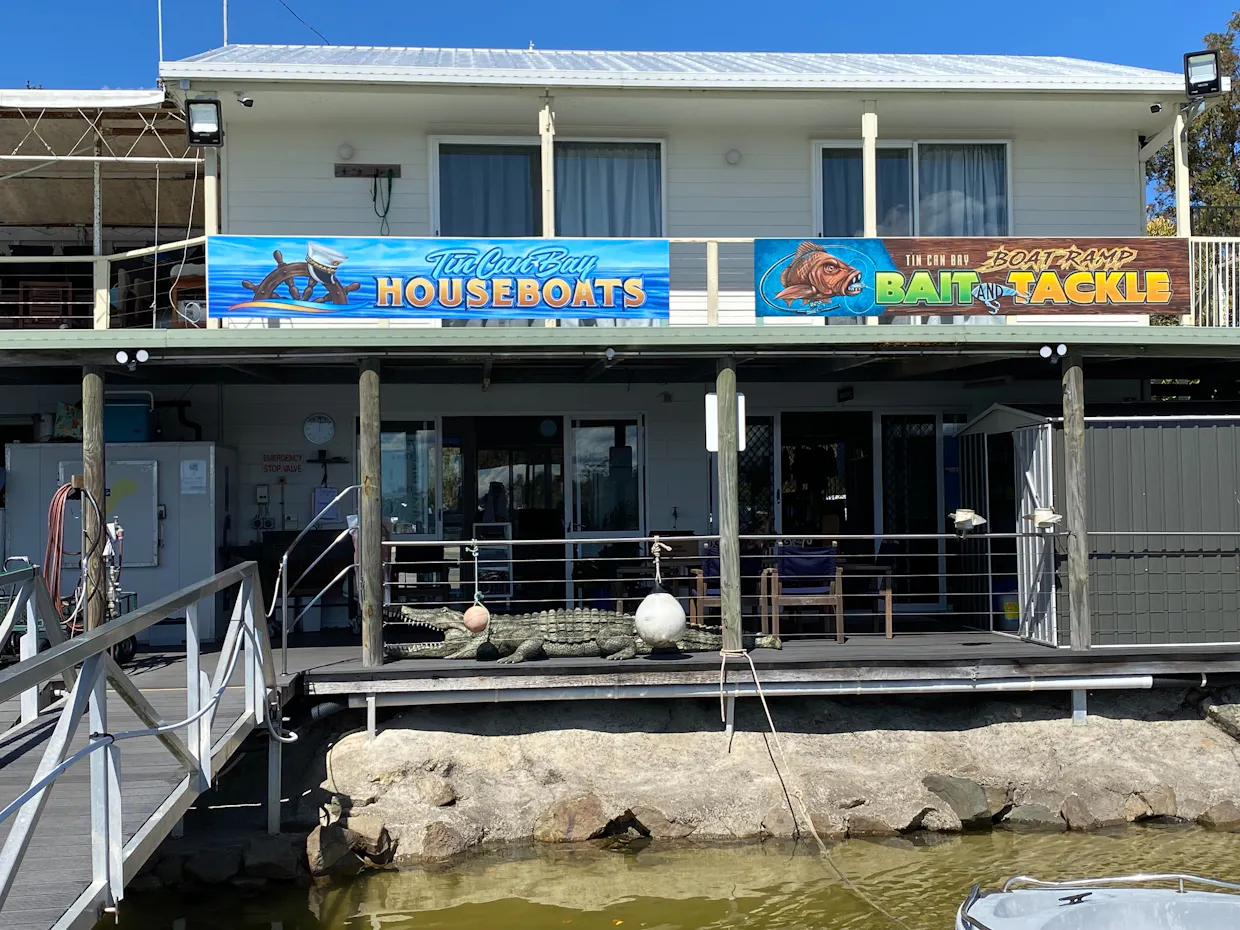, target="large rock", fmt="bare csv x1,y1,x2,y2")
1198,800,1240,830
631,805,696,839
415,774,457,807
1061,791,1126,831
343,813,393,862
919,807,963,833
243,834,302,880
760,807,796,837
808,811,847,842
1201,689,1240,740
922,774,991,827
313,691,1240,853
1139,785,1178,819
1002,804,1066,832
420,821,482,859
184,849,242,885
533,795,611,843
306,824,364,877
